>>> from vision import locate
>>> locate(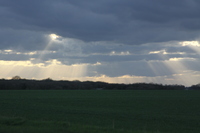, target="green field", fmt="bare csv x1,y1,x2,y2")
0,90,200,133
